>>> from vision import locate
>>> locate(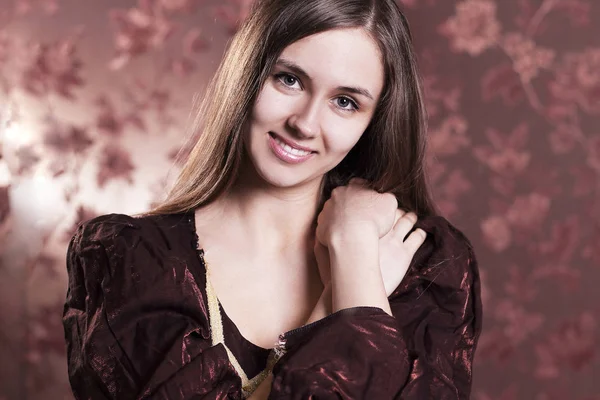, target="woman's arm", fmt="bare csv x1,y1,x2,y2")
328,228,392,315
305,283,332,324
64,216,243,400
305,208,423,322
267,216,481,400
